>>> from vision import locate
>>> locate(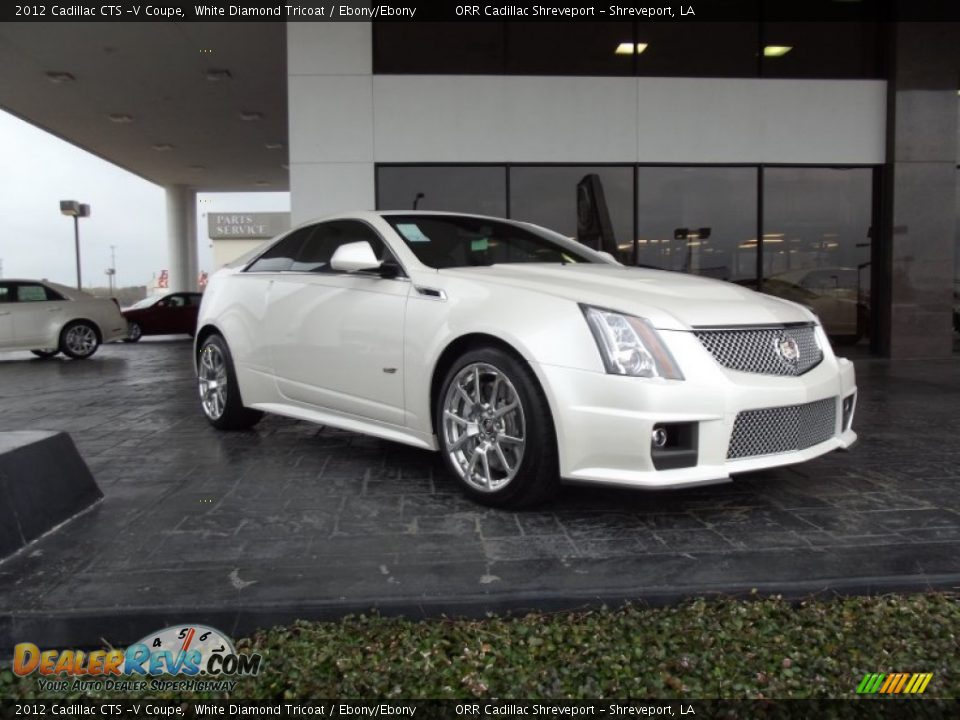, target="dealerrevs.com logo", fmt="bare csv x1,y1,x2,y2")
13,624,261,693
856,672,934,695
